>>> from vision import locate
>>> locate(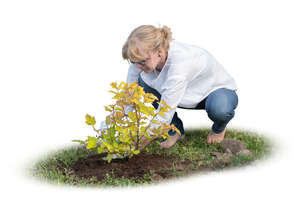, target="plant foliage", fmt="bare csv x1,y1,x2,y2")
73,81,180,163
